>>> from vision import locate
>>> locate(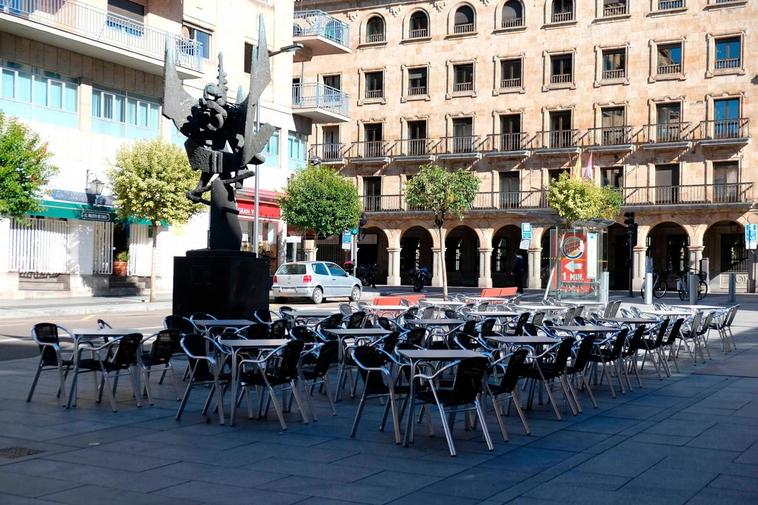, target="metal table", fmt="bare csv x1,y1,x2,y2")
193,319,253,328
514,305,568,312
411,319,465,327
552,325,619,334
600,317,657,325
485,336,559,345
292,309,341,319
468,311,520,318
421,300,464,306
219,339,290,427
397,349,485,447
